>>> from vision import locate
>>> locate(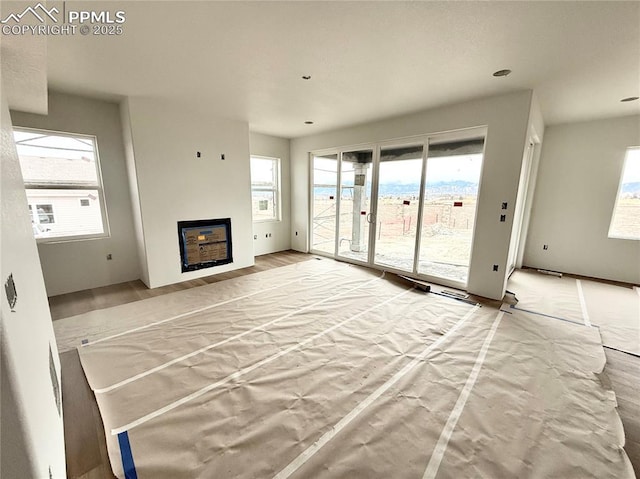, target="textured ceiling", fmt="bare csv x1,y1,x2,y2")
8,1,640,137
1,1,48,114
